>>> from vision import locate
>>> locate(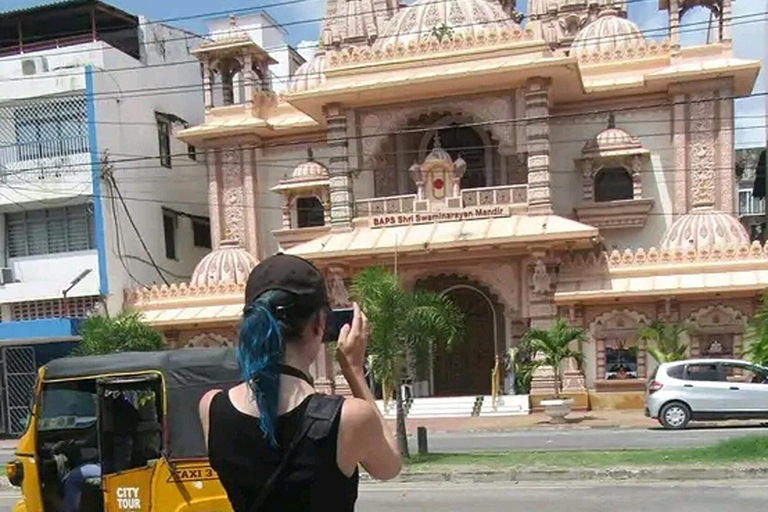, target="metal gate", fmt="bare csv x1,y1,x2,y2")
3,347,37,435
